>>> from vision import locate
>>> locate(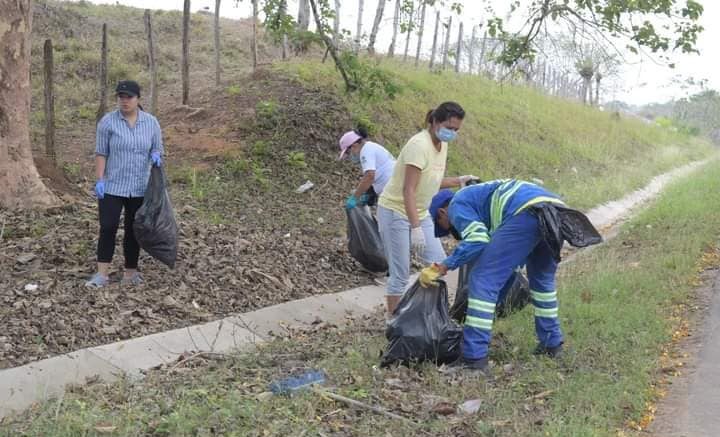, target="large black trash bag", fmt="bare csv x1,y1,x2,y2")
346,206,388,273
449,268,531,323
380,280,462,367
133,167,178,268
532,203,602,262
